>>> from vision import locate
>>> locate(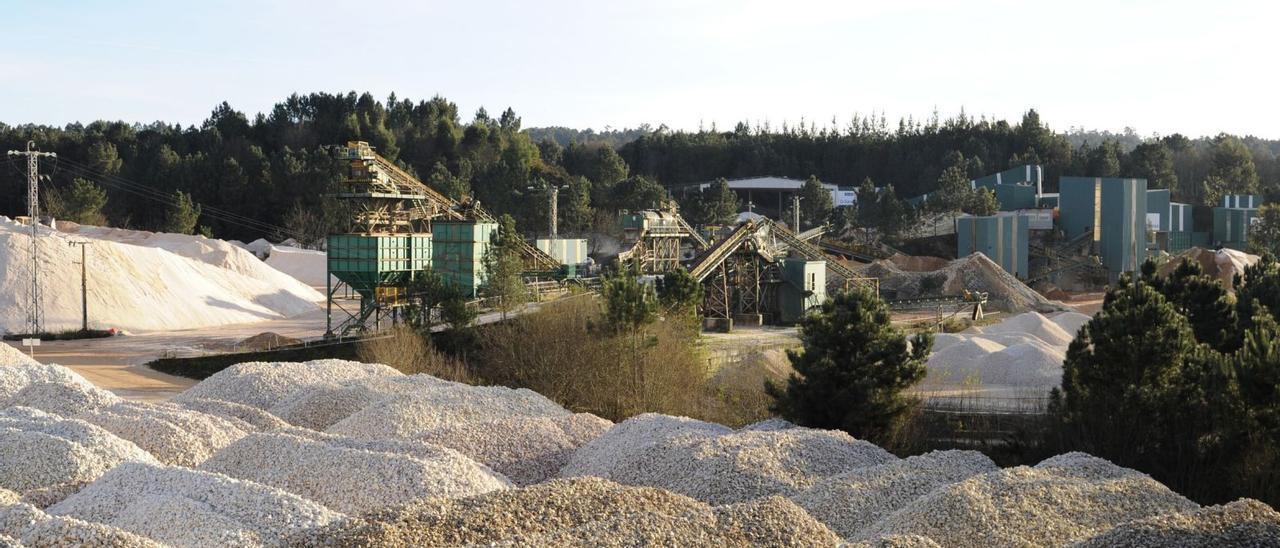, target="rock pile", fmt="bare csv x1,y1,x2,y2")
415,413,613,486
0,502,165,548
1070,498,1280,547
199,429,510,515
851,453,1200,546
75,401,249,467
325,382,569,440
563,414,895,504
173,359,400,410
0,407,157,495
792,450,998,538
47,462,346,546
